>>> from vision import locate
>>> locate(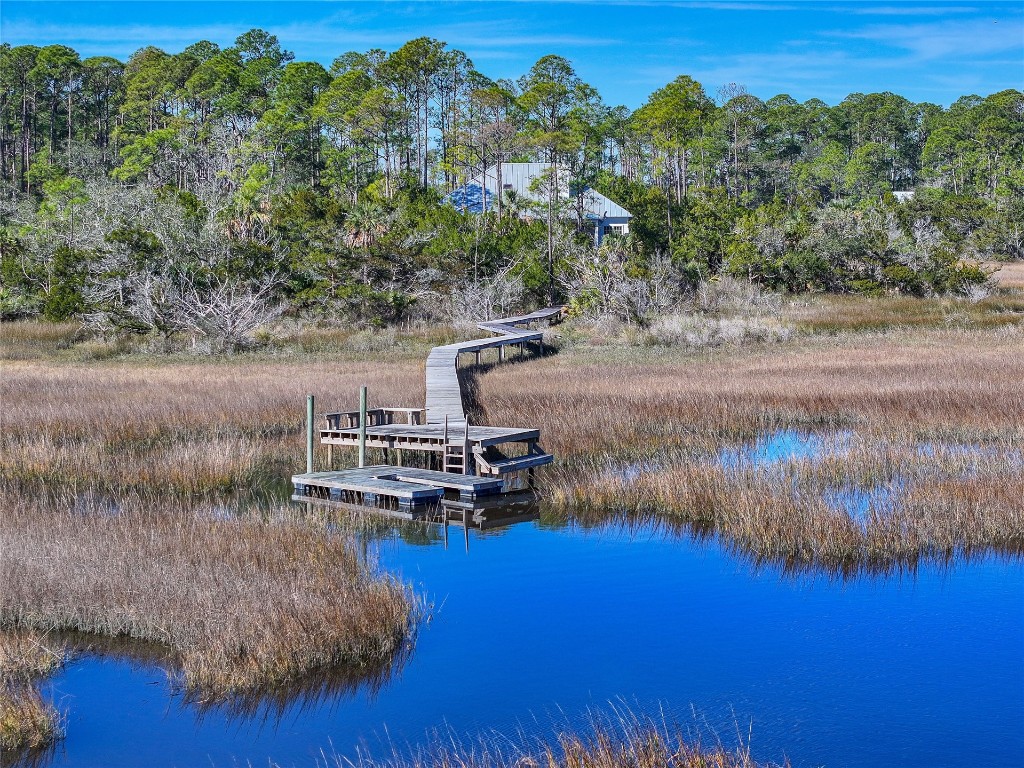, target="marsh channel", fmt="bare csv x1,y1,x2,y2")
31,433,1024,768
